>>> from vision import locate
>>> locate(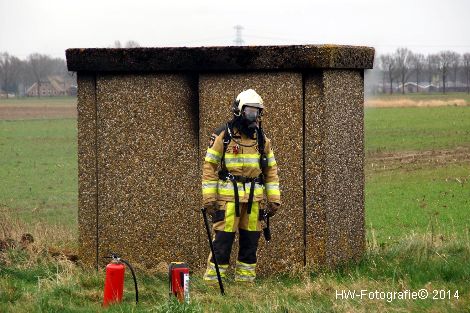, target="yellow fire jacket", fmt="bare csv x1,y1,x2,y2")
202,125,281,205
